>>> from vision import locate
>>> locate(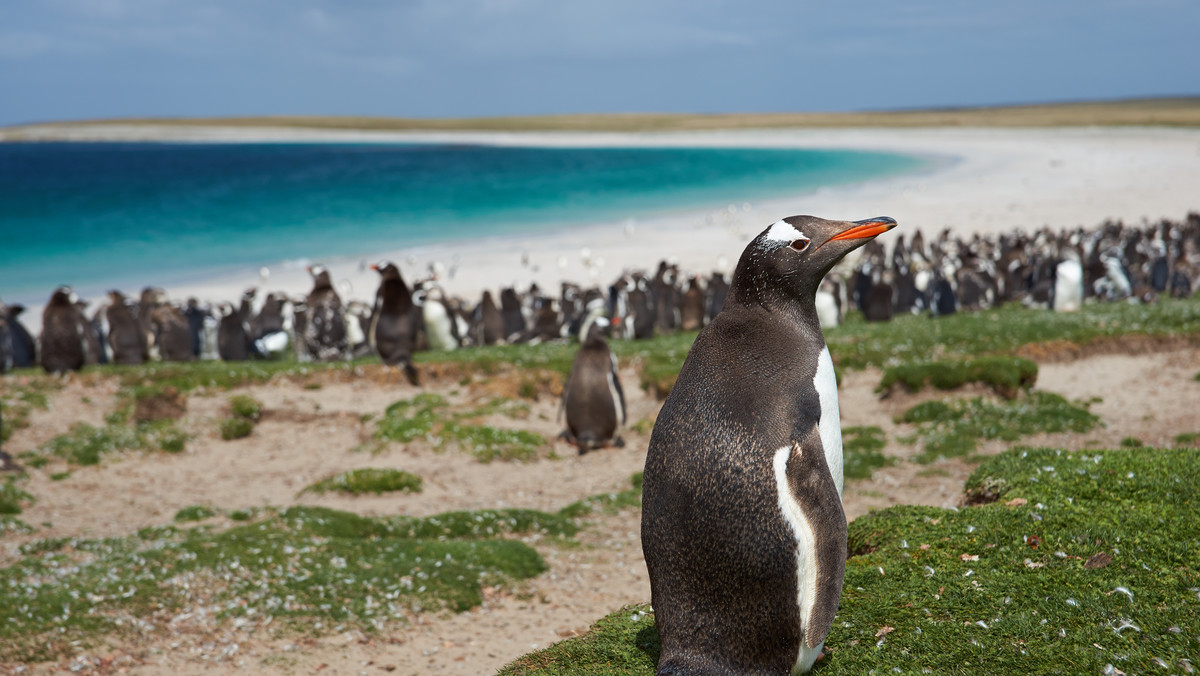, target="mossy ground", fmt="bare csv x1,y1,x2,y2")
842,426,894,480
19,418,189,467
501,447,1200,675
0,473,644,663
879,356,1038,398
375,393,546,462
300,468,423,496
898,391,1100,463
